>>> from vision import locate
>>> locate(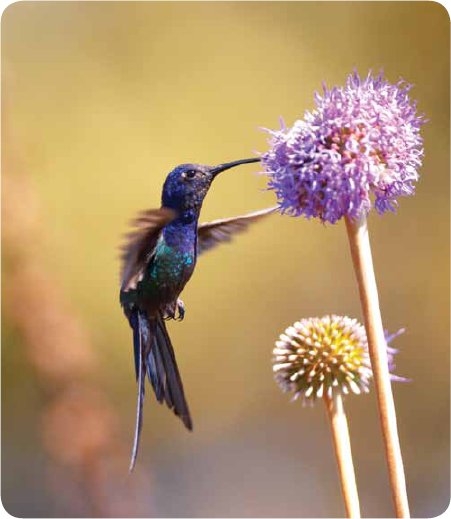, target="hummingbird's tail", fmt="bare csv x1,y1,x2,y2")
129,310,147,473
128,309,192,472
